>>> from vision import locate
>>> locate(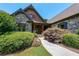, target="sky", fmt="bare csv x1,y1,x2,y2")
0,3,73,20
